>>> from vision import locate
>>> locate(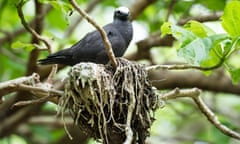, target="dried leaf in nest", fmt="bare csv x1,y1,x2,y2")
58,58,162,144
